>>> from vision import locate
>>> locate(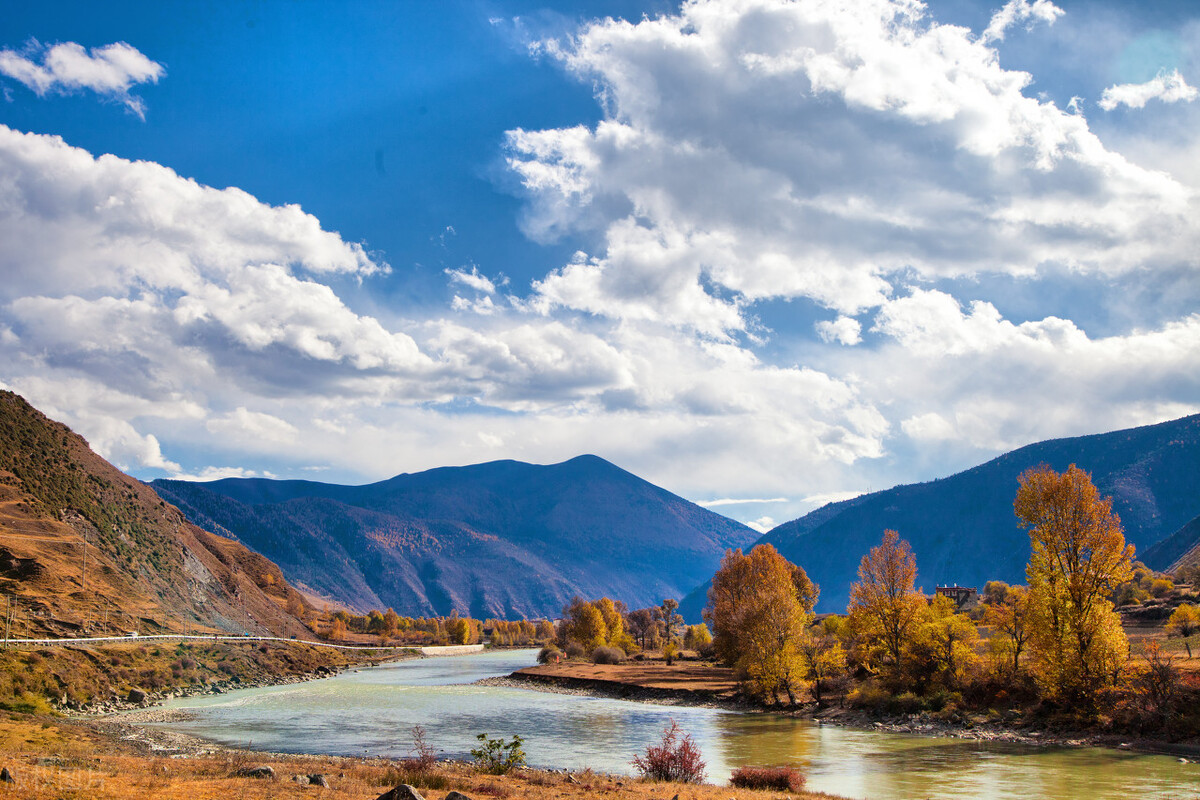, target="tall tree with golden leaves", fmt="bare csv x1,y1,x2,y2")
705,544,817,704
847,529,924,675
1016,464,1134,702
